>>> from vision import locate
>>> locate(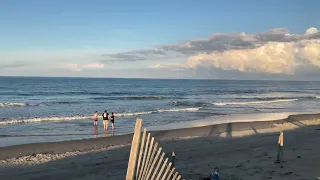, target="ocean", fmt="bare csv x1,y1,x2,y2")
0,77,319,147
